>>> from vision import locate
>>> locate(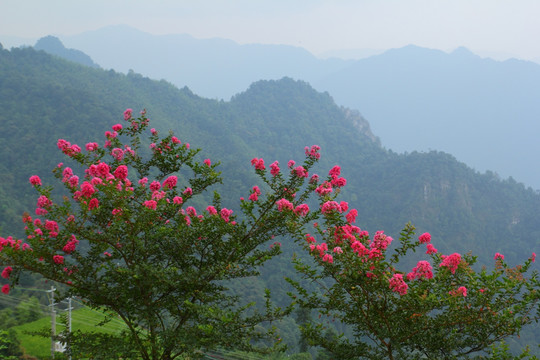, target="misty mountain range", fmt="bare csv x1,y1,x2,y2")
8,25,540,190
